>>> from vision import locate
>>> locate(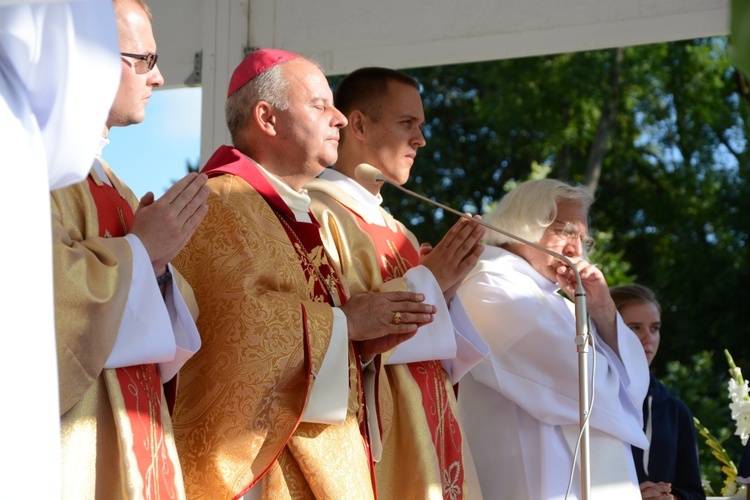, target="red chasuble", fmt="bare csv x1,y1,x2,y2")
351,213,467,499
201,147,377,494
87,174,180,498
